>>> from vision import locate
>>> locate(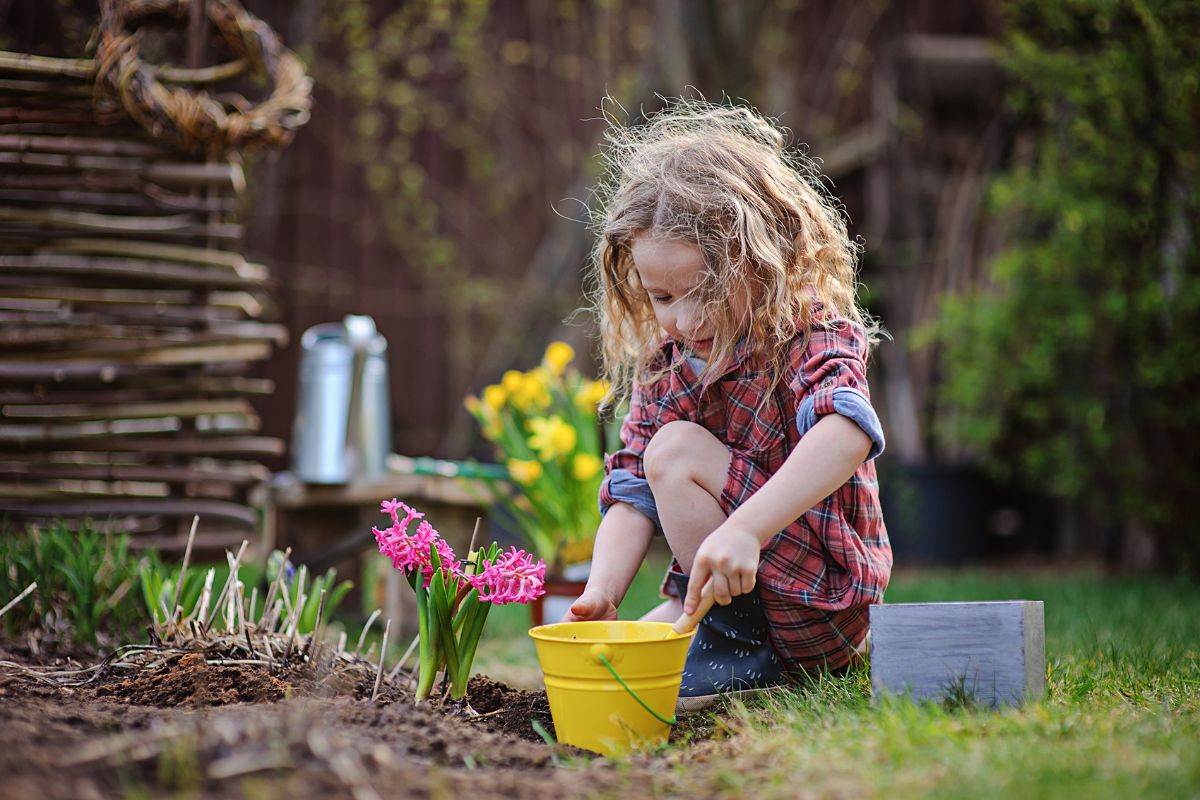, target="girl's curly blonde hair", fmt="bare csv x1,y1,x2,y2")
586,99,874,404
